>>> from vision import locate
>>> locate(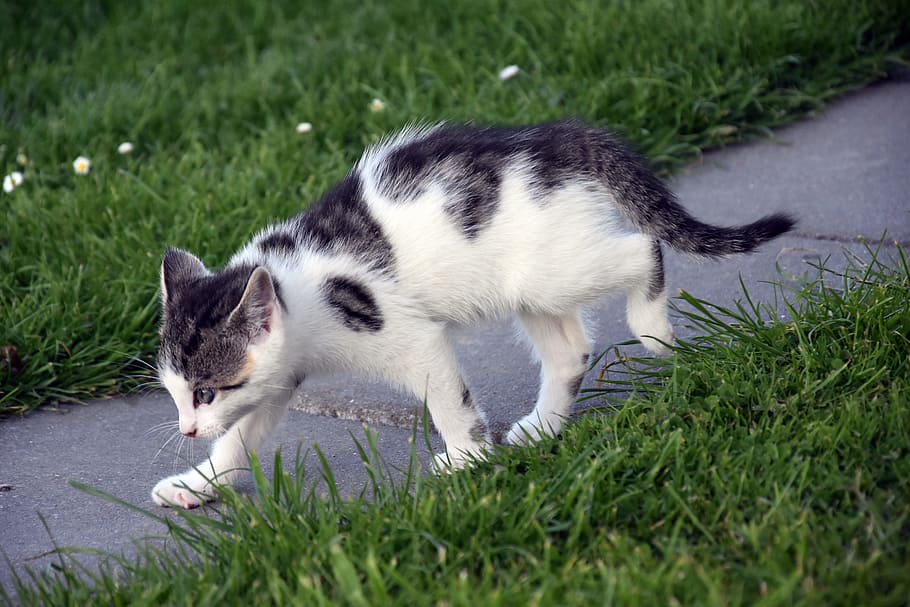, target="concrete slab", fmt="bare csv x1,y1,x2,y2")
671,74,910,244
0,395,438,591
